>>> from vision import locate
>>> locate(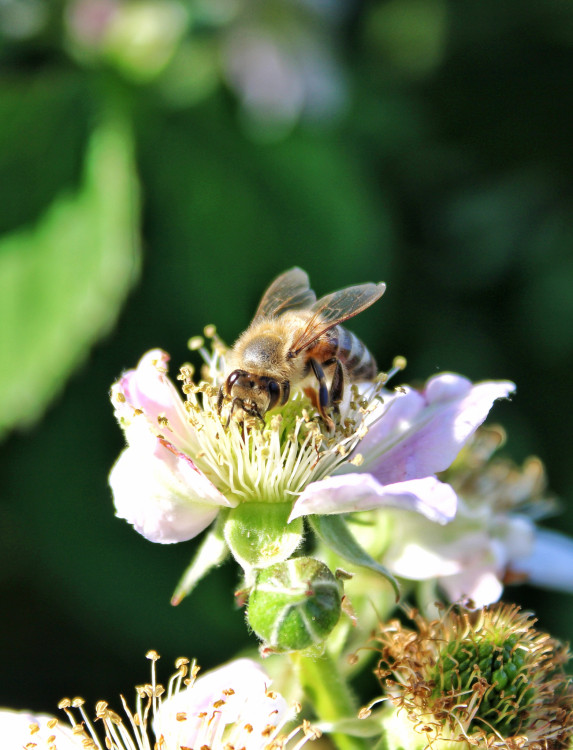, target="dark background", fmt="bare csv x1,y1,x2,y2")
1,0,573,714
